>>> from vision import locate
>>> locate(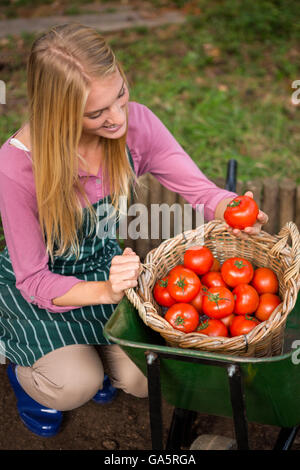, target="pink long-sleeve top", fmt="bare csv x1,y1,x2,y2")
0,101,238,313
